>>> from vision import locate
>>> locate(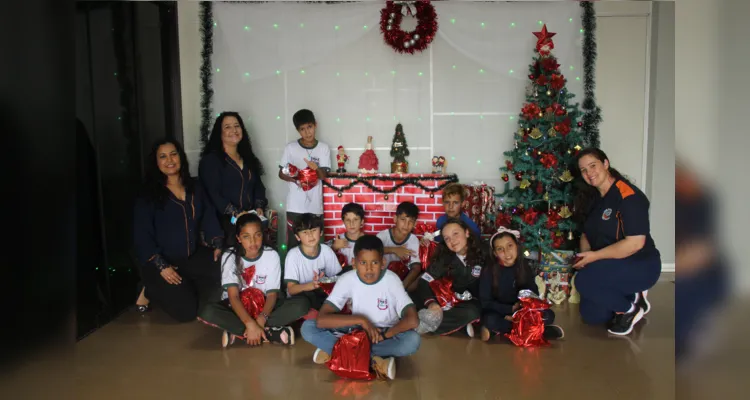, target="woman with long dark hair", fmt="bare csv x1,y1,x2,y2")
478,228,563,342
572,148,661,336
199,112,268,246
414,218,485,337
133,139,224,322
